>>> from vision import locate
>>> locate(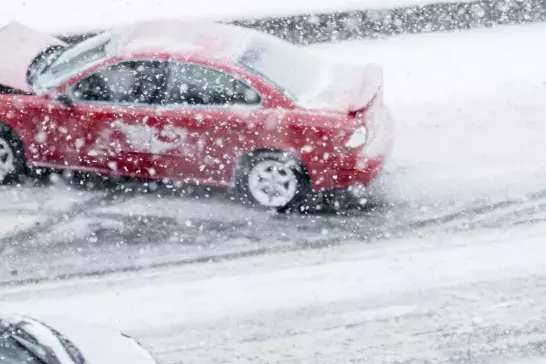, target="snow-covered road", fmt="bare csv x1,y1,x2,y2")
2,224,546,363
2,22,546,362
